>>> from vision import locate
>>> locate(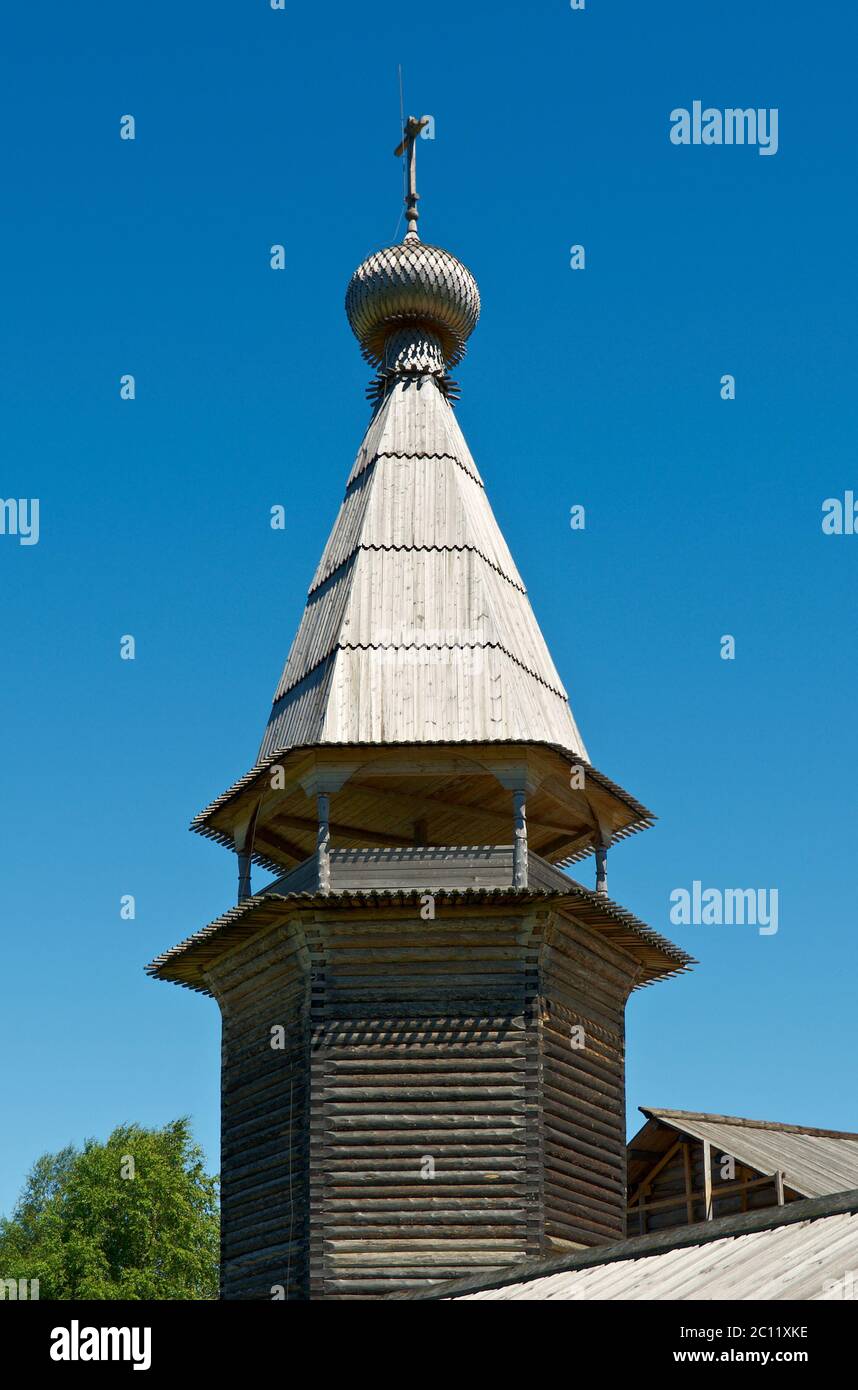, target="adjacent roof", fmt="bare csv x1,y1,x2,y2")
390,1188,858,1300
259,376,588,758
630,1109,858,1200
